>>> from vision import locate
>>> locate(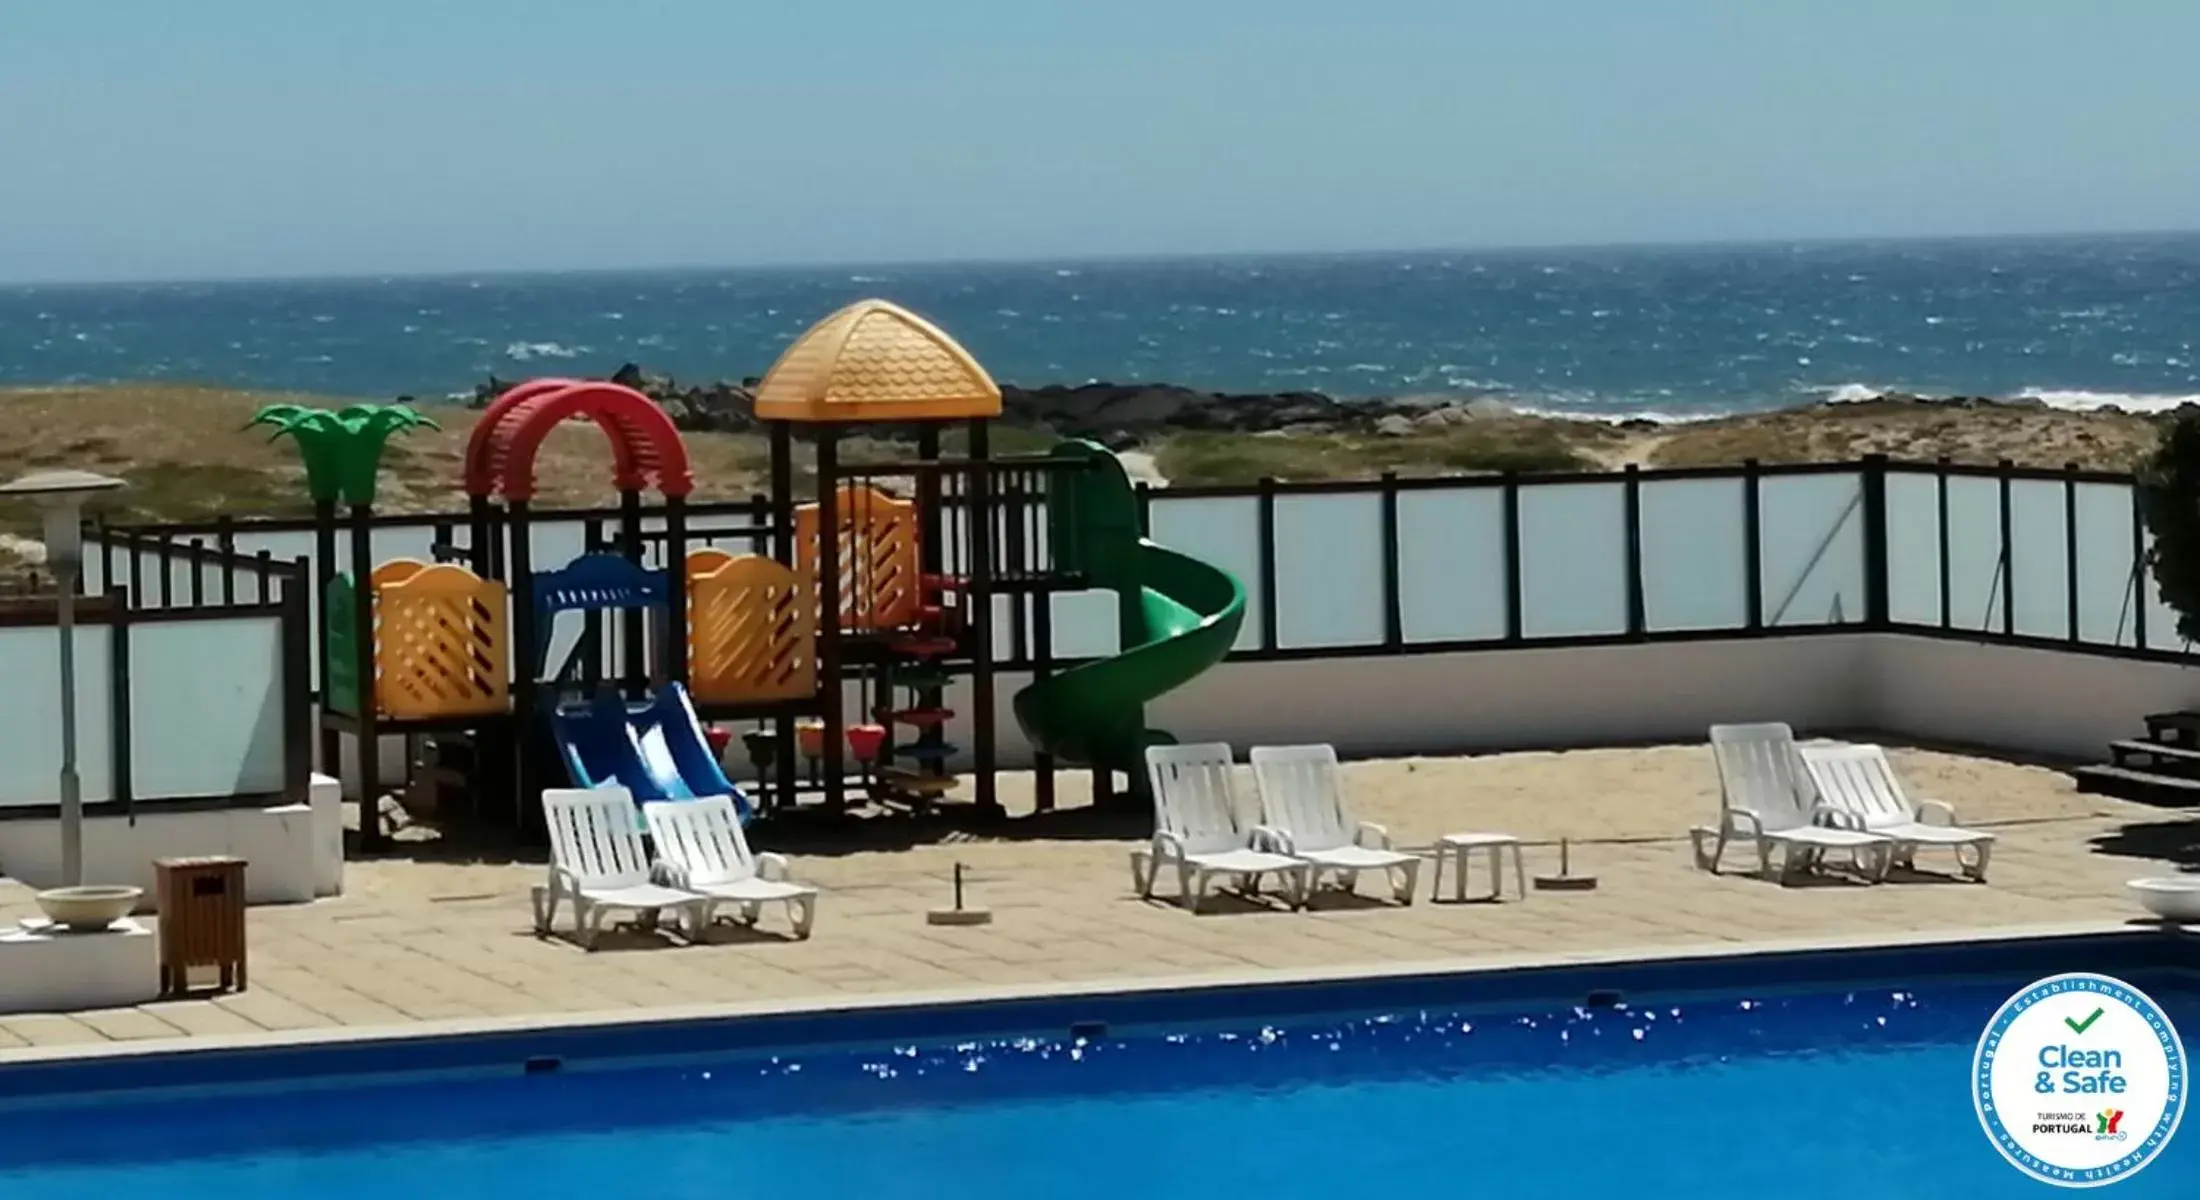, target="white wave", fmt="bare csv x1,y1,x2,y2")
1508,403,1728,426
1822,383,1885,404
503,341,583,361
1818,380,2197,413
2016,388,2200,414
